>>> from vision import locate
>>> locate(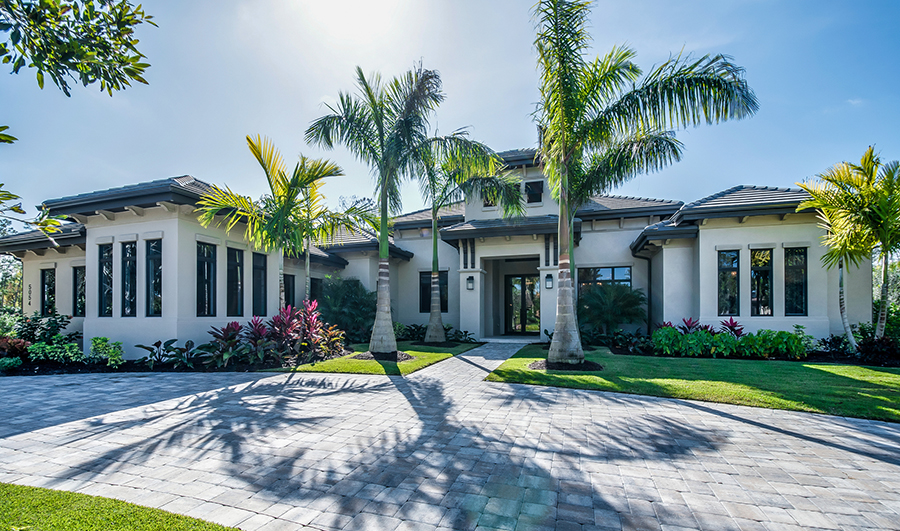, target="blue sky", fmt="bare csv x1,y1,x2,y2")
2,0,899,221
